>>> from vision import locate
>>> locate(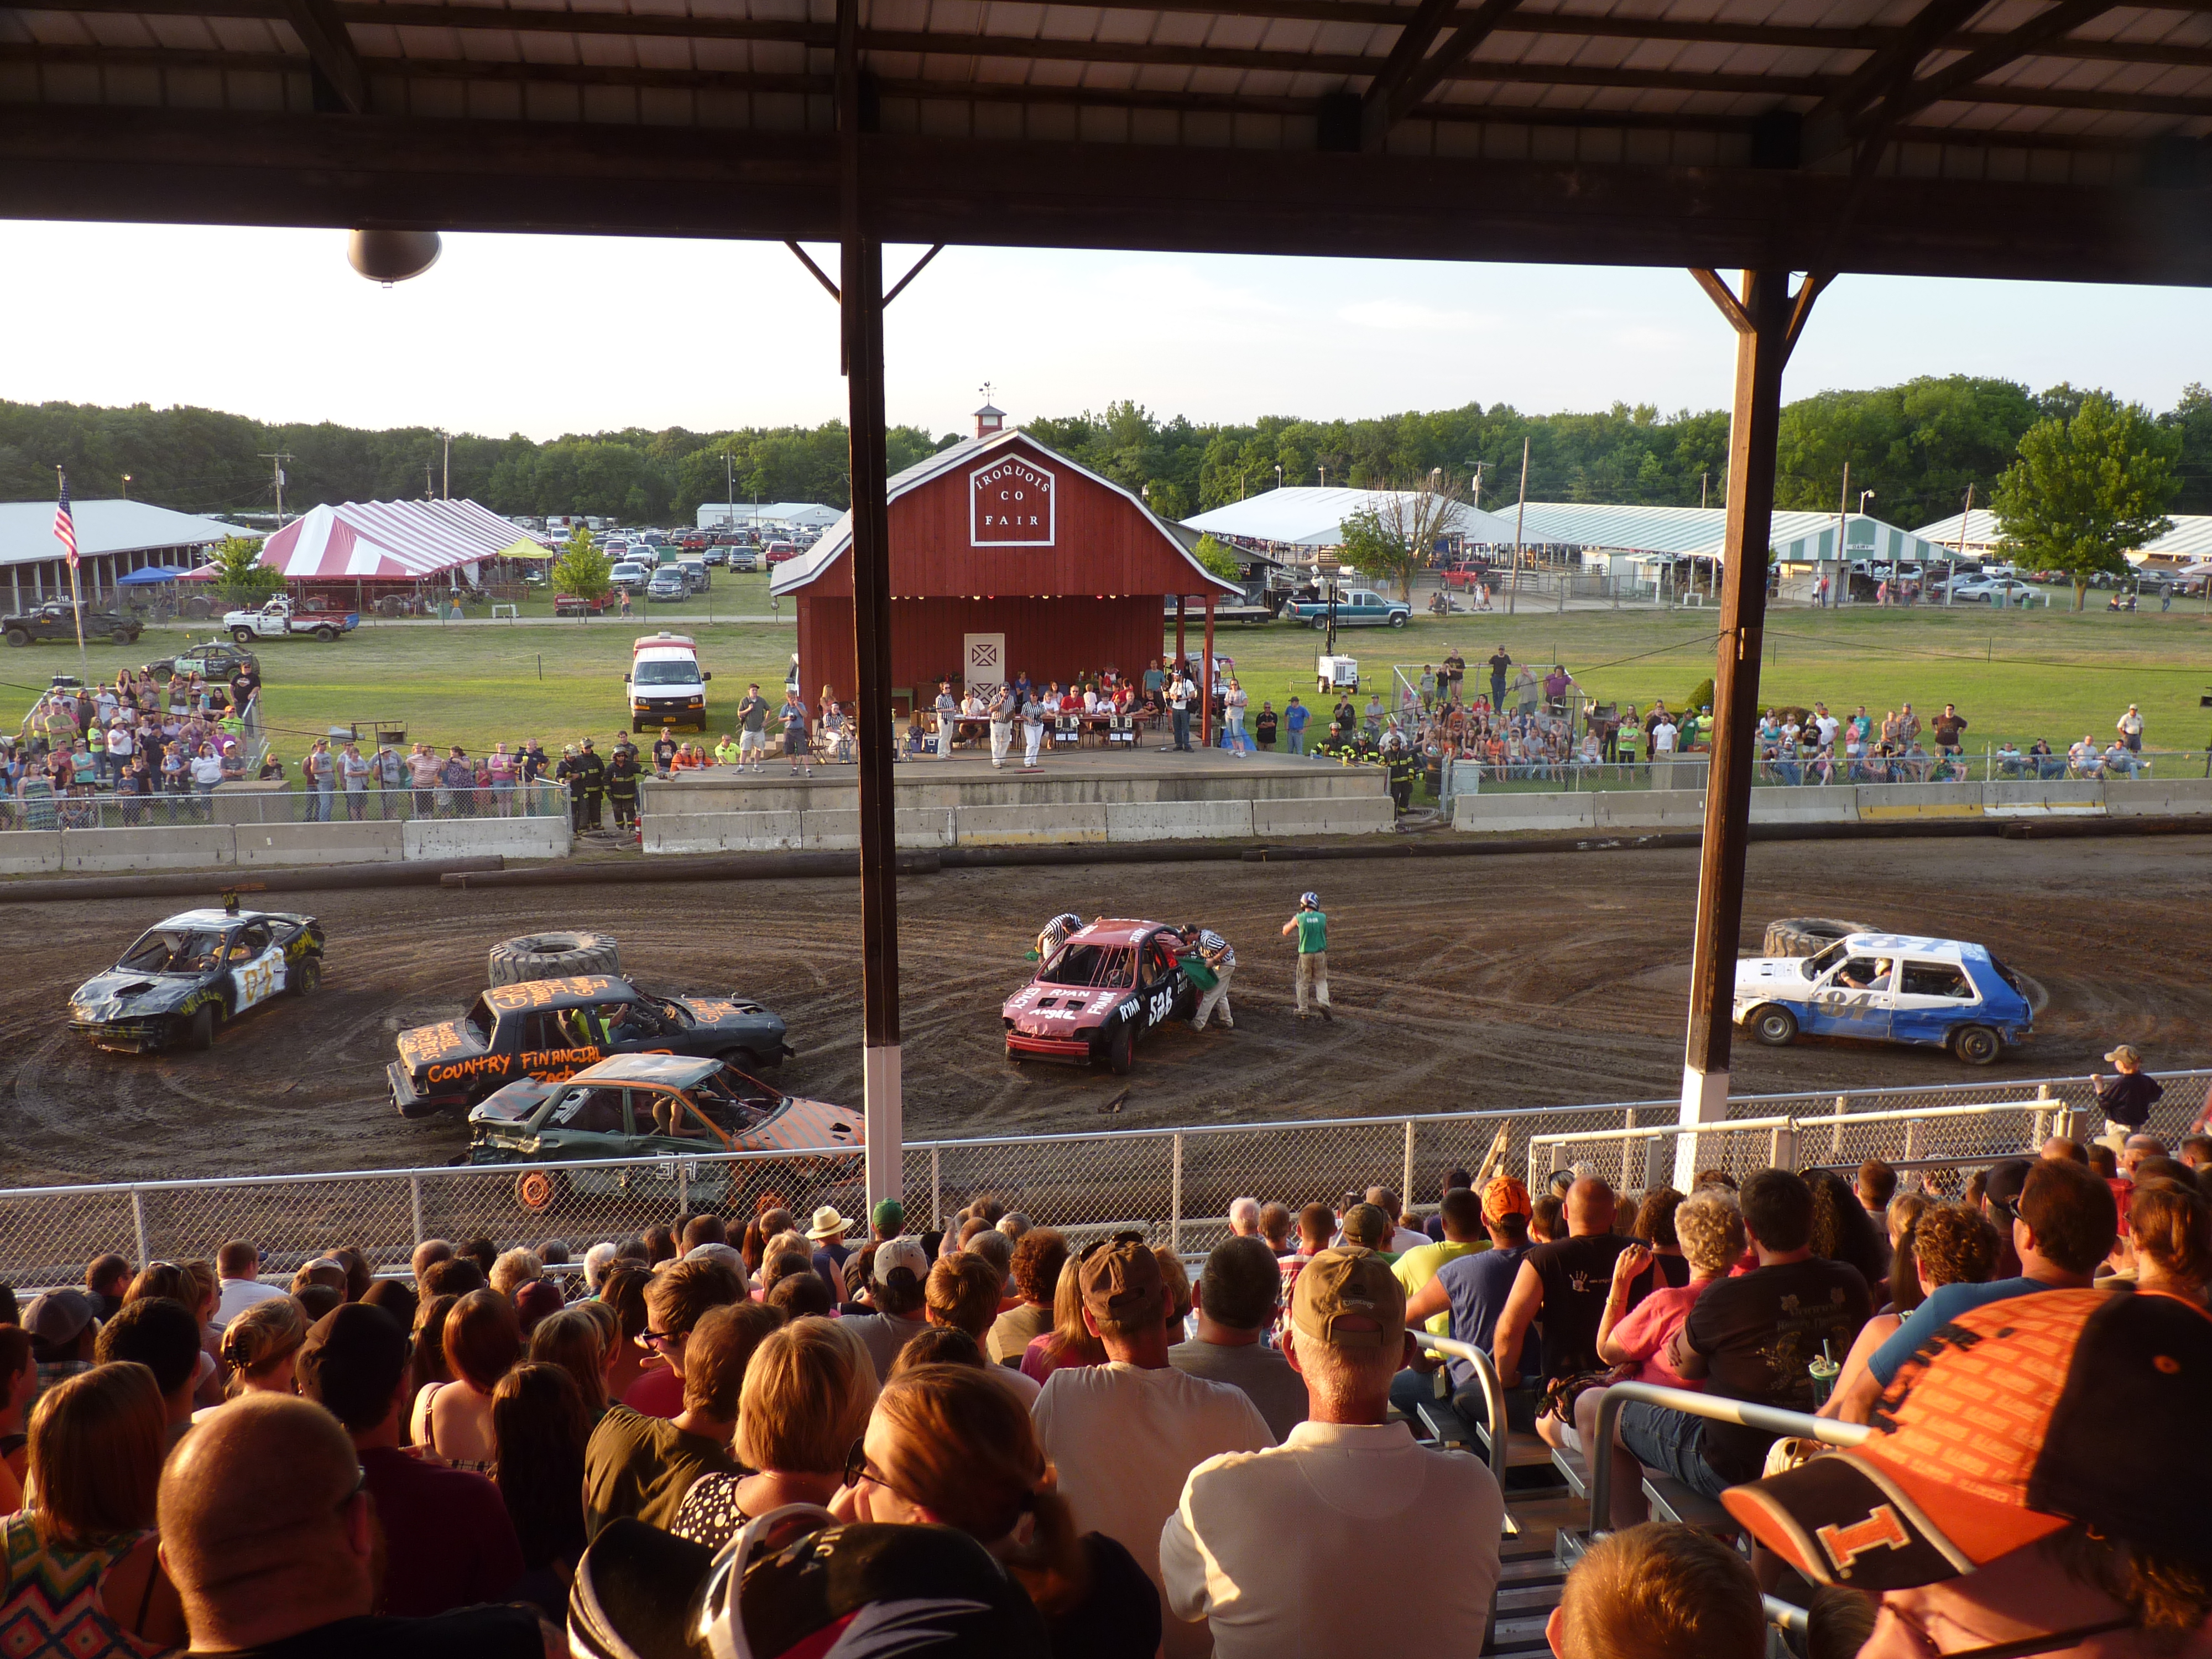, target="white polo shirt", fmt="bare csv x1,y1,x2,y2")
1160,1420,1505,1658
